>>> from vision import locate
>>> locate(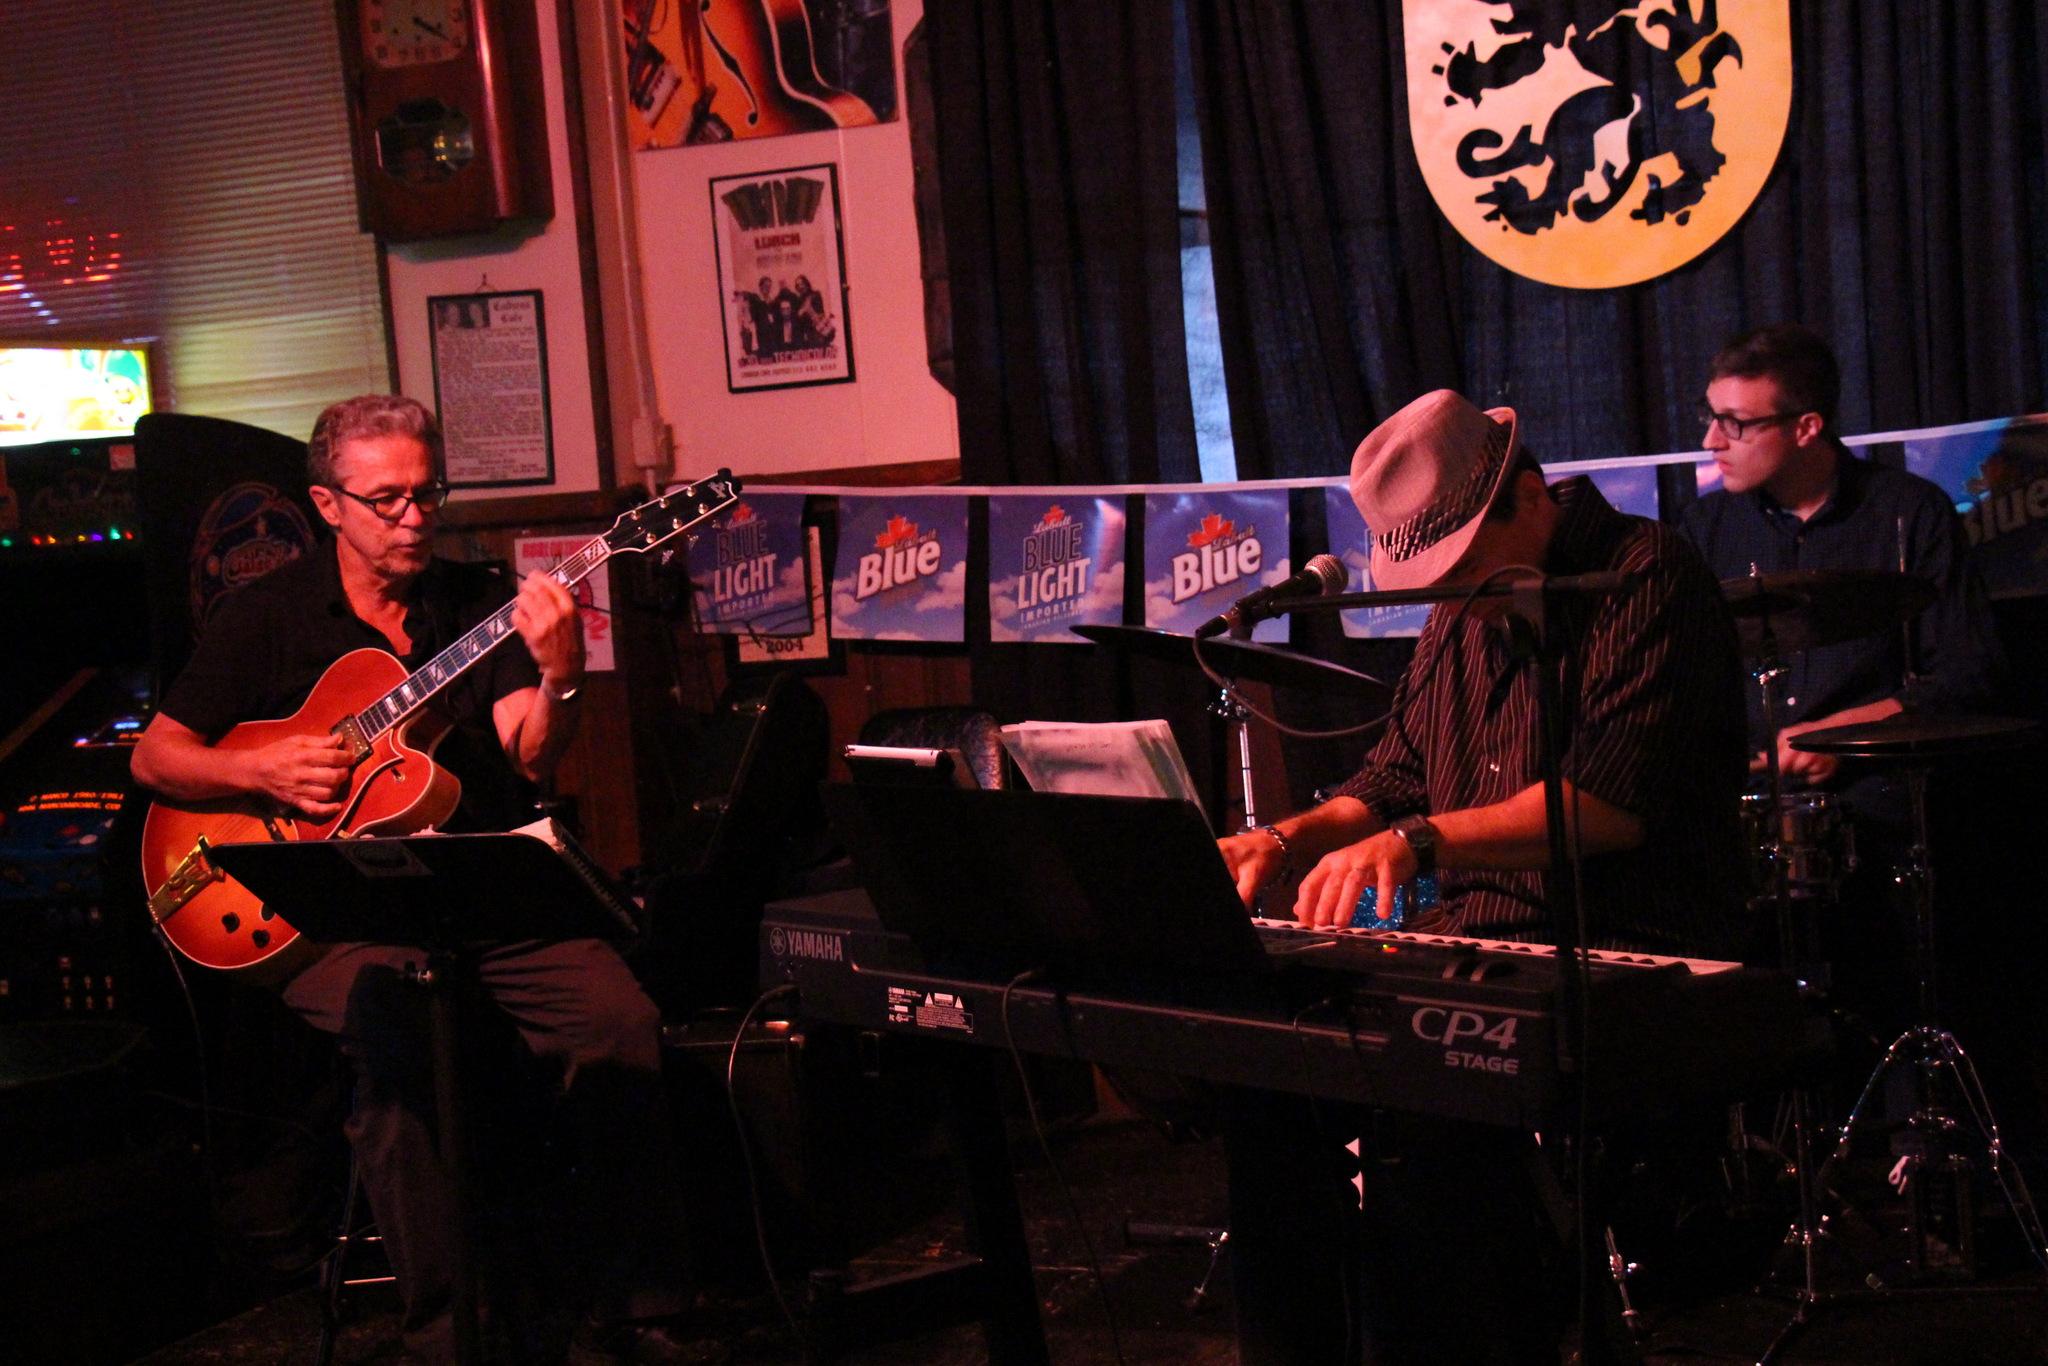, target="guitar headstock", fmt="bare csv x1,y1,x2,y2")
606,470,742,558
